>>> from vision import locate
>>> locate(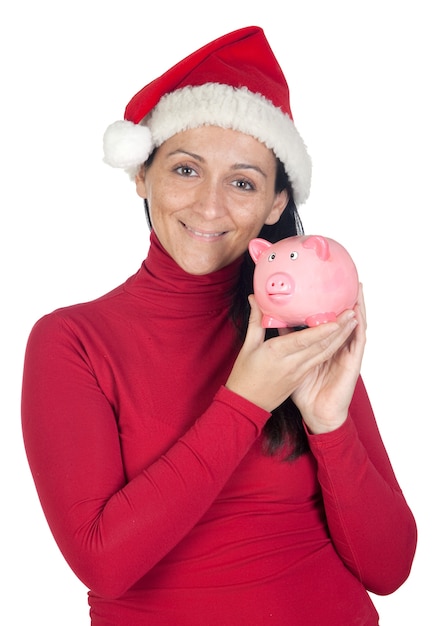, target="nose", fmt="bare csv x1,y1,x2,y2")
266,273,294,295
196,179,227,219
